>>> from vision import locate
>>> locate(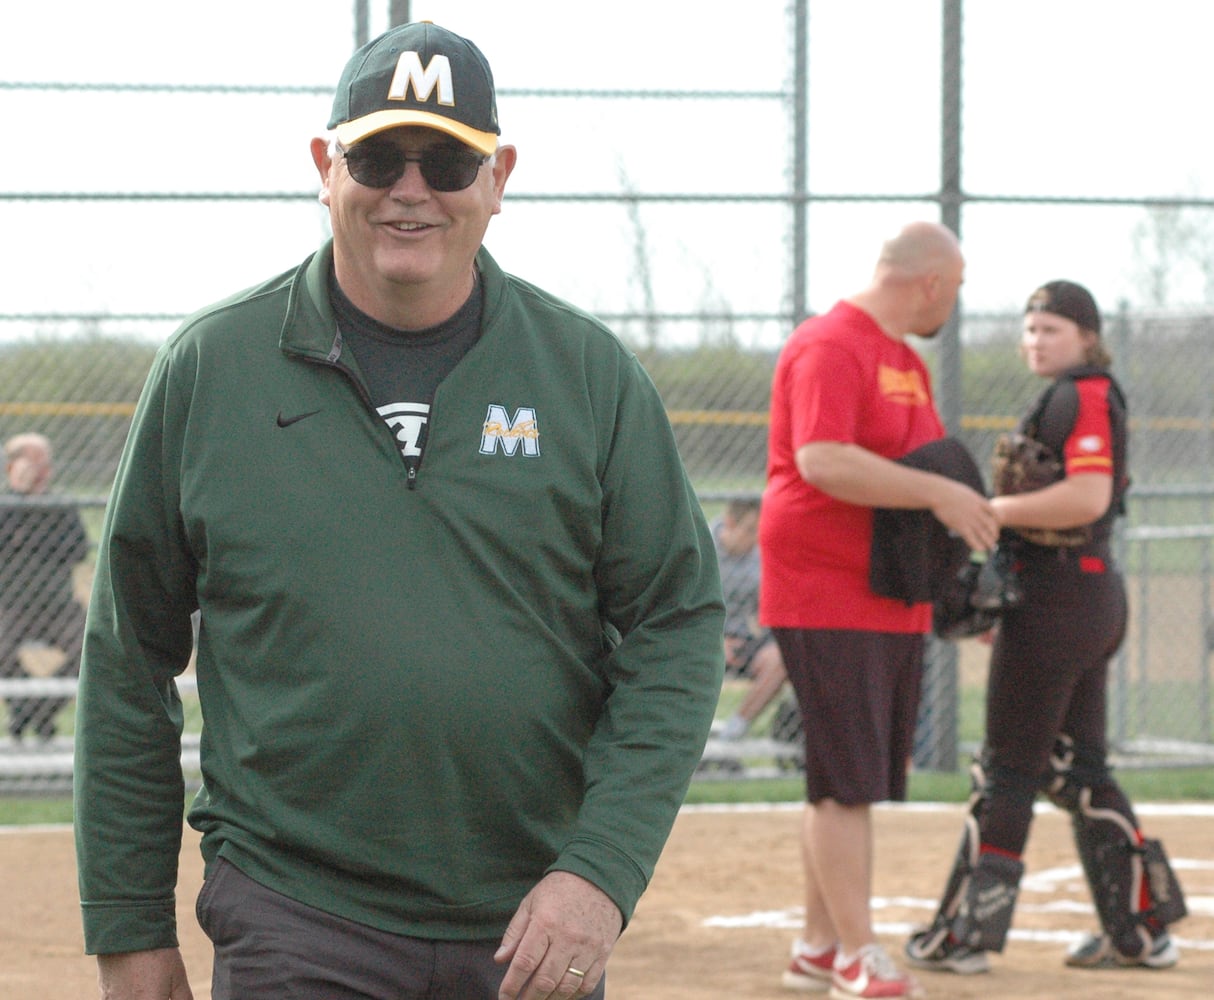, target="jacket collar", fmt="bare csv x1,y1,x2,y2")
280,240,505,362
